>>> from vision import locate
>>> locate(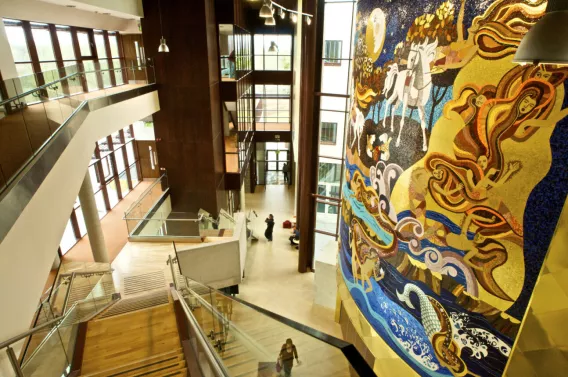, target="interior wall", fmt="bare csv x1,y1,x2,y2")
339,1,568,376
0,90,159,341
